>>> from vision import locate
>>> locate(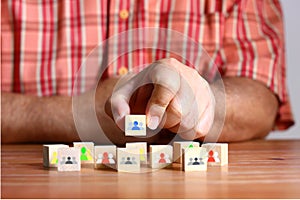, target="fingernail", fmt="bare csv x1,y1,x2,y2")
148,116,160,130
115,115,122,124
115,112,125,124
